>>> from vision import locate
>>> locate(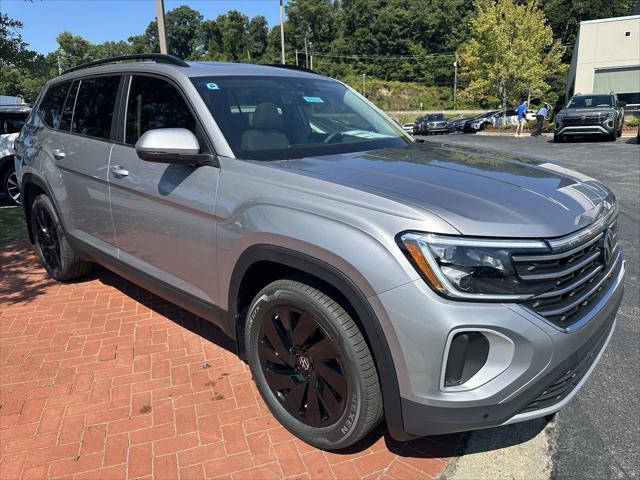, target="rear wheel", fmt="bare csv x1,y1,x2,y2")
31,194,92,281
245,278,383,450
